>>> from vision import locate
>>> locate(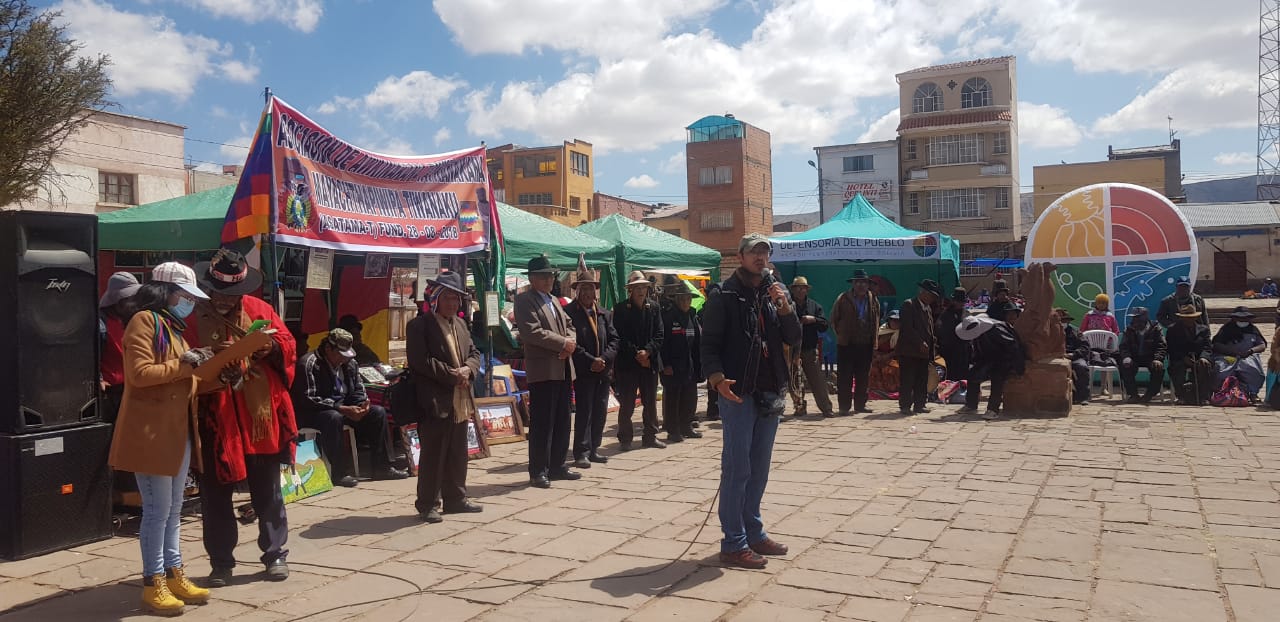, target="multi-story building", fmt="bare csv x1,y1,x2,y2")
684,114,772,269
594,191,652,221
896,56,1021,272
5,110,186,213
812,140,900,223
643,205,689,238
1033,140,1184,218
486,139,595,226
